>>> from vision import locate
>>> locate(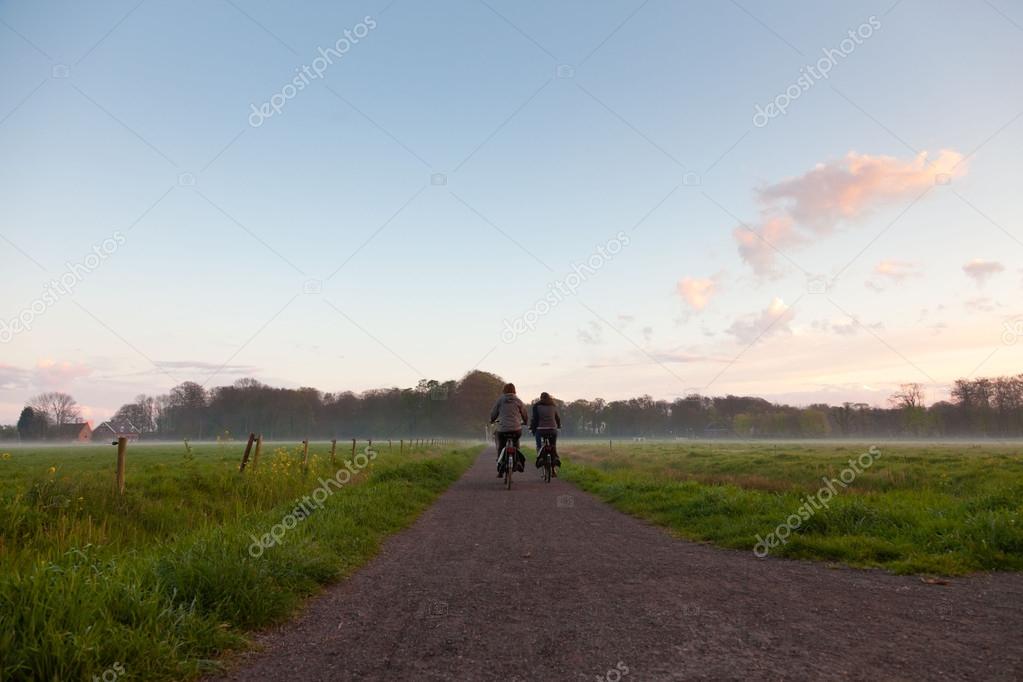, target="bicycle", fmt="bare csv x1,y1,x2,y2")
498,439,516,489
493,424,524,490
538,435,555,483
